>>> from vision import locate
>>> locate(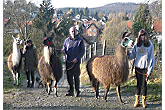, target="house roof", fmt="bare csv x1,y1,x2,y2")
21,21,33,27
3,19,9,26
153,21,162,33
86,23,99,30
3,19,9,24
127,21,132,29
